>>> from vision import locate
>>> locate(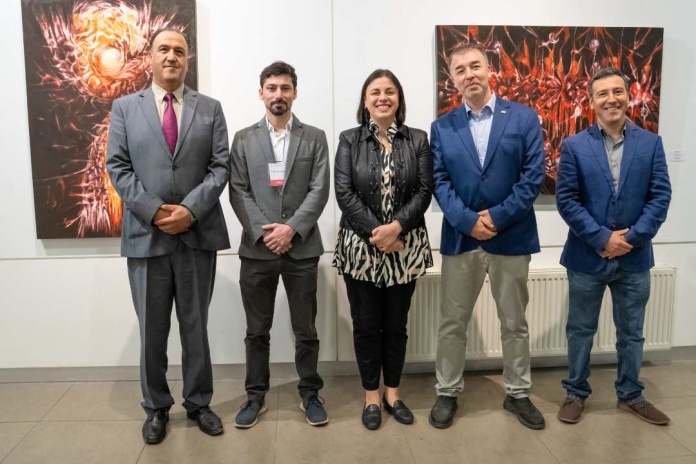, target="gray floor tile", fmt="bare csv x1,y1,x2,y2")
0,422,35,462
578,457,696,464
2,421,143,464
137,419,276,464
638,360,696,399
538,400,692,463
0,383,72,422
402,407,558,464
44,381,152,421
275,416,415,464
655,396,696,454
